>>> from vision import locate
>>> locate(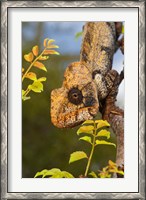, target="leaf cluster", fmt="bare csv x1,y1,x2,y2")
35,168,74,178
34,120,120,178
69,120,116,177
90,160,124,178
22,38,60,101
